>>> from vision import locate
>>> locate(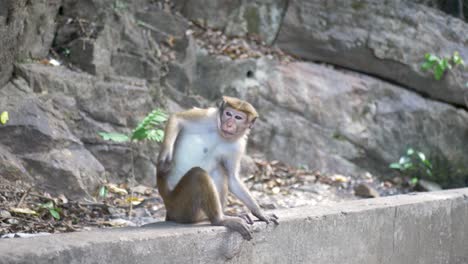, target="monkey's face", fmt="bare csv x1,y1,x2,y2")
219,107,250,140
